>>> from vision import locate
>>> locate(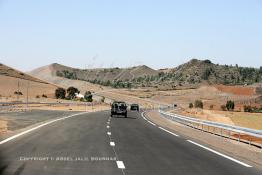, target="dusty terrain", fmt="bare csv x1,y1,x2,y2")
0,63,59,100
